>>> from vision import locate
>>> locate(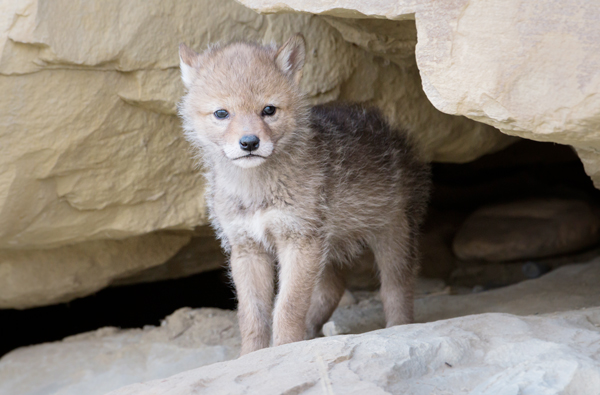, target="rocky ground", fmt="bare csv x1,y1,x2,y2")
108,308,600,395
2,259,600,395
